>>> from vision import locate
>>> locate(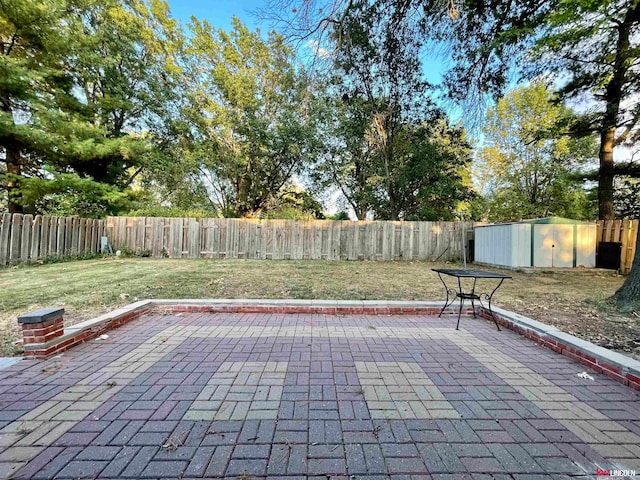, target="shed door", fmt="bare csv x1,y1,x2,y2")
533,224,574,267
533,225,554,267
553,225,574,268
